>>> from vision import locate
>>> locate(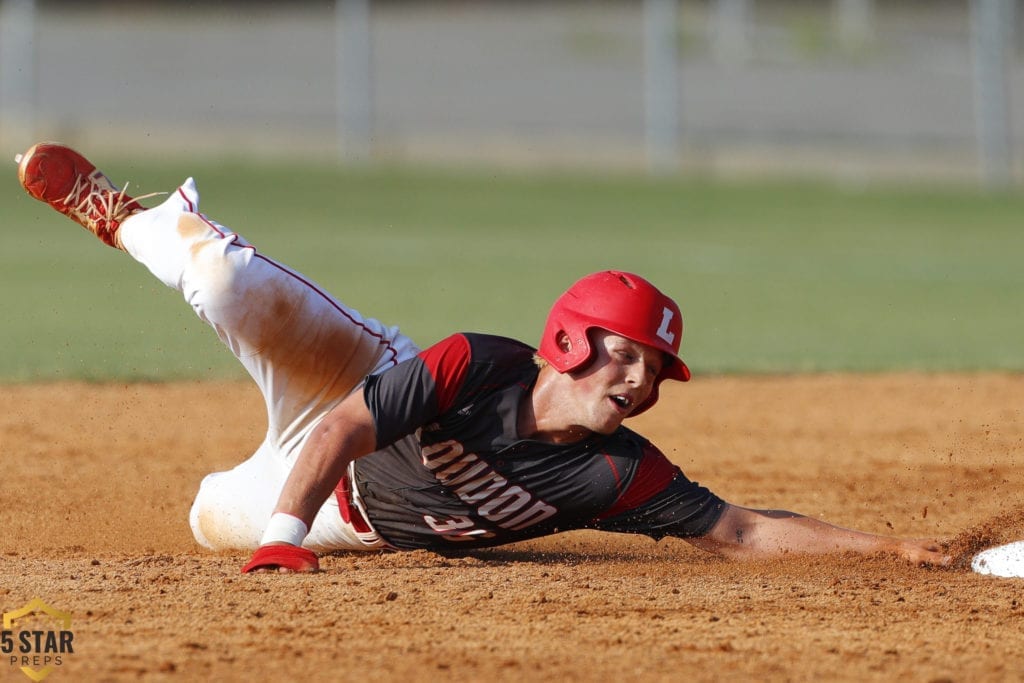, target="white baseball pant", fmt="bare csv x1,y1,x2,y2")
118,179,419,551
